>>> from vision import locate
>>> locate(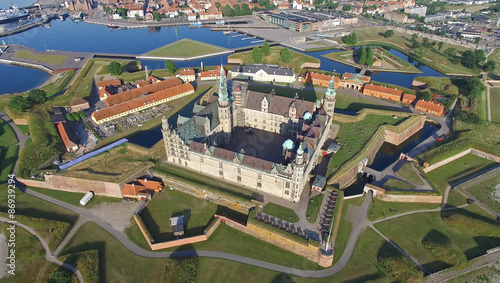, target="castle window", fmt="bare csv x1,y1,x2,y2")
219,162,223,169
219,170,223,176
237,167,241,174
237,176,242,183
285,182,290,188
258,173,262,180
257,182,262,188
285,190,290,195
200,157,204,163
